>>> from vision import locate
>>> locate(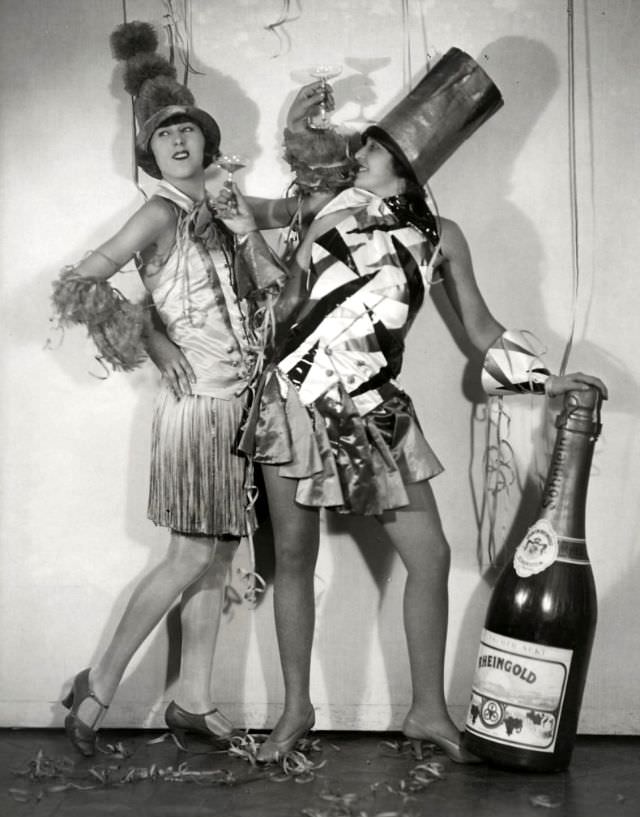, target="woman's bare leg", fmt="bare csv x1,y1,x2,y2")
379,481,460,743
77,532,216,728
176,537,239,712
260,465,320,747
